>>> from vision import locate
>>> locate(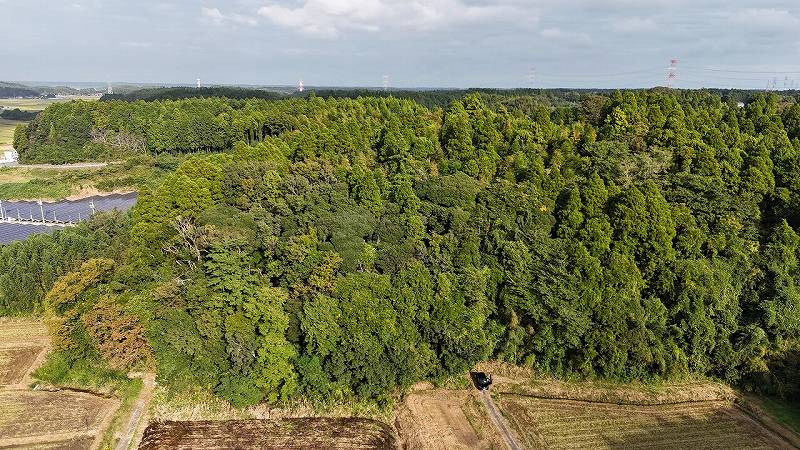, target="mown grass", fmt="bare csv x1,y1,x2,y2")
758,396,800,435
0,119,23,146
